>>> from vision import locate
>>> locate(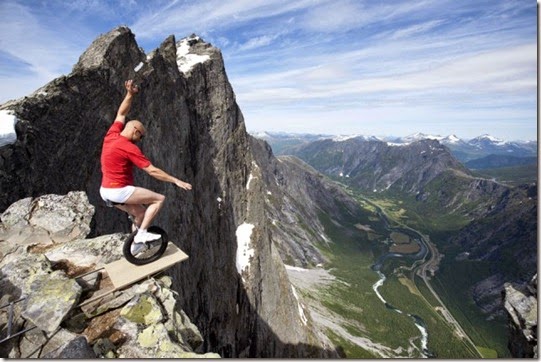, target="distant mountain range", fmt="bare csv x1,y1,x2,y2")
253,131,537,165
